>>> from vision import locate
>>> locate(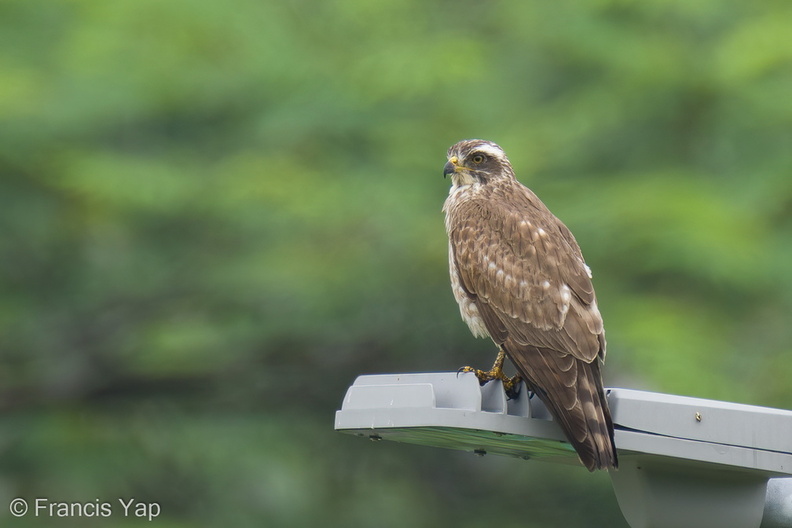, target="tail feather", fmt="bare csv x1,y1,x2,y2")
505,343,618,471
